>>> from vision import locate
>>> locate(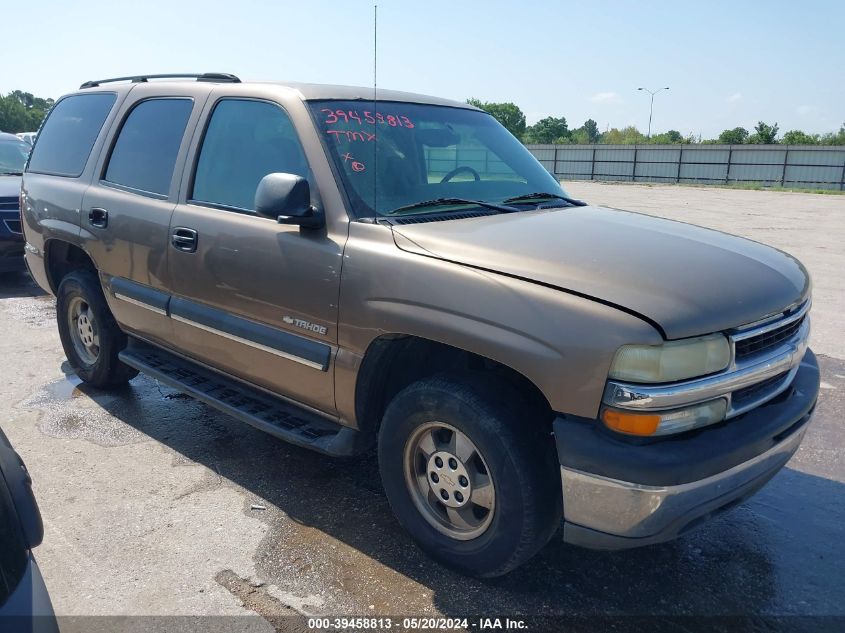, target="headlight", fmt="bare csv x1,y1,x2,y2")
603,399,728,436
608,333,731,383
